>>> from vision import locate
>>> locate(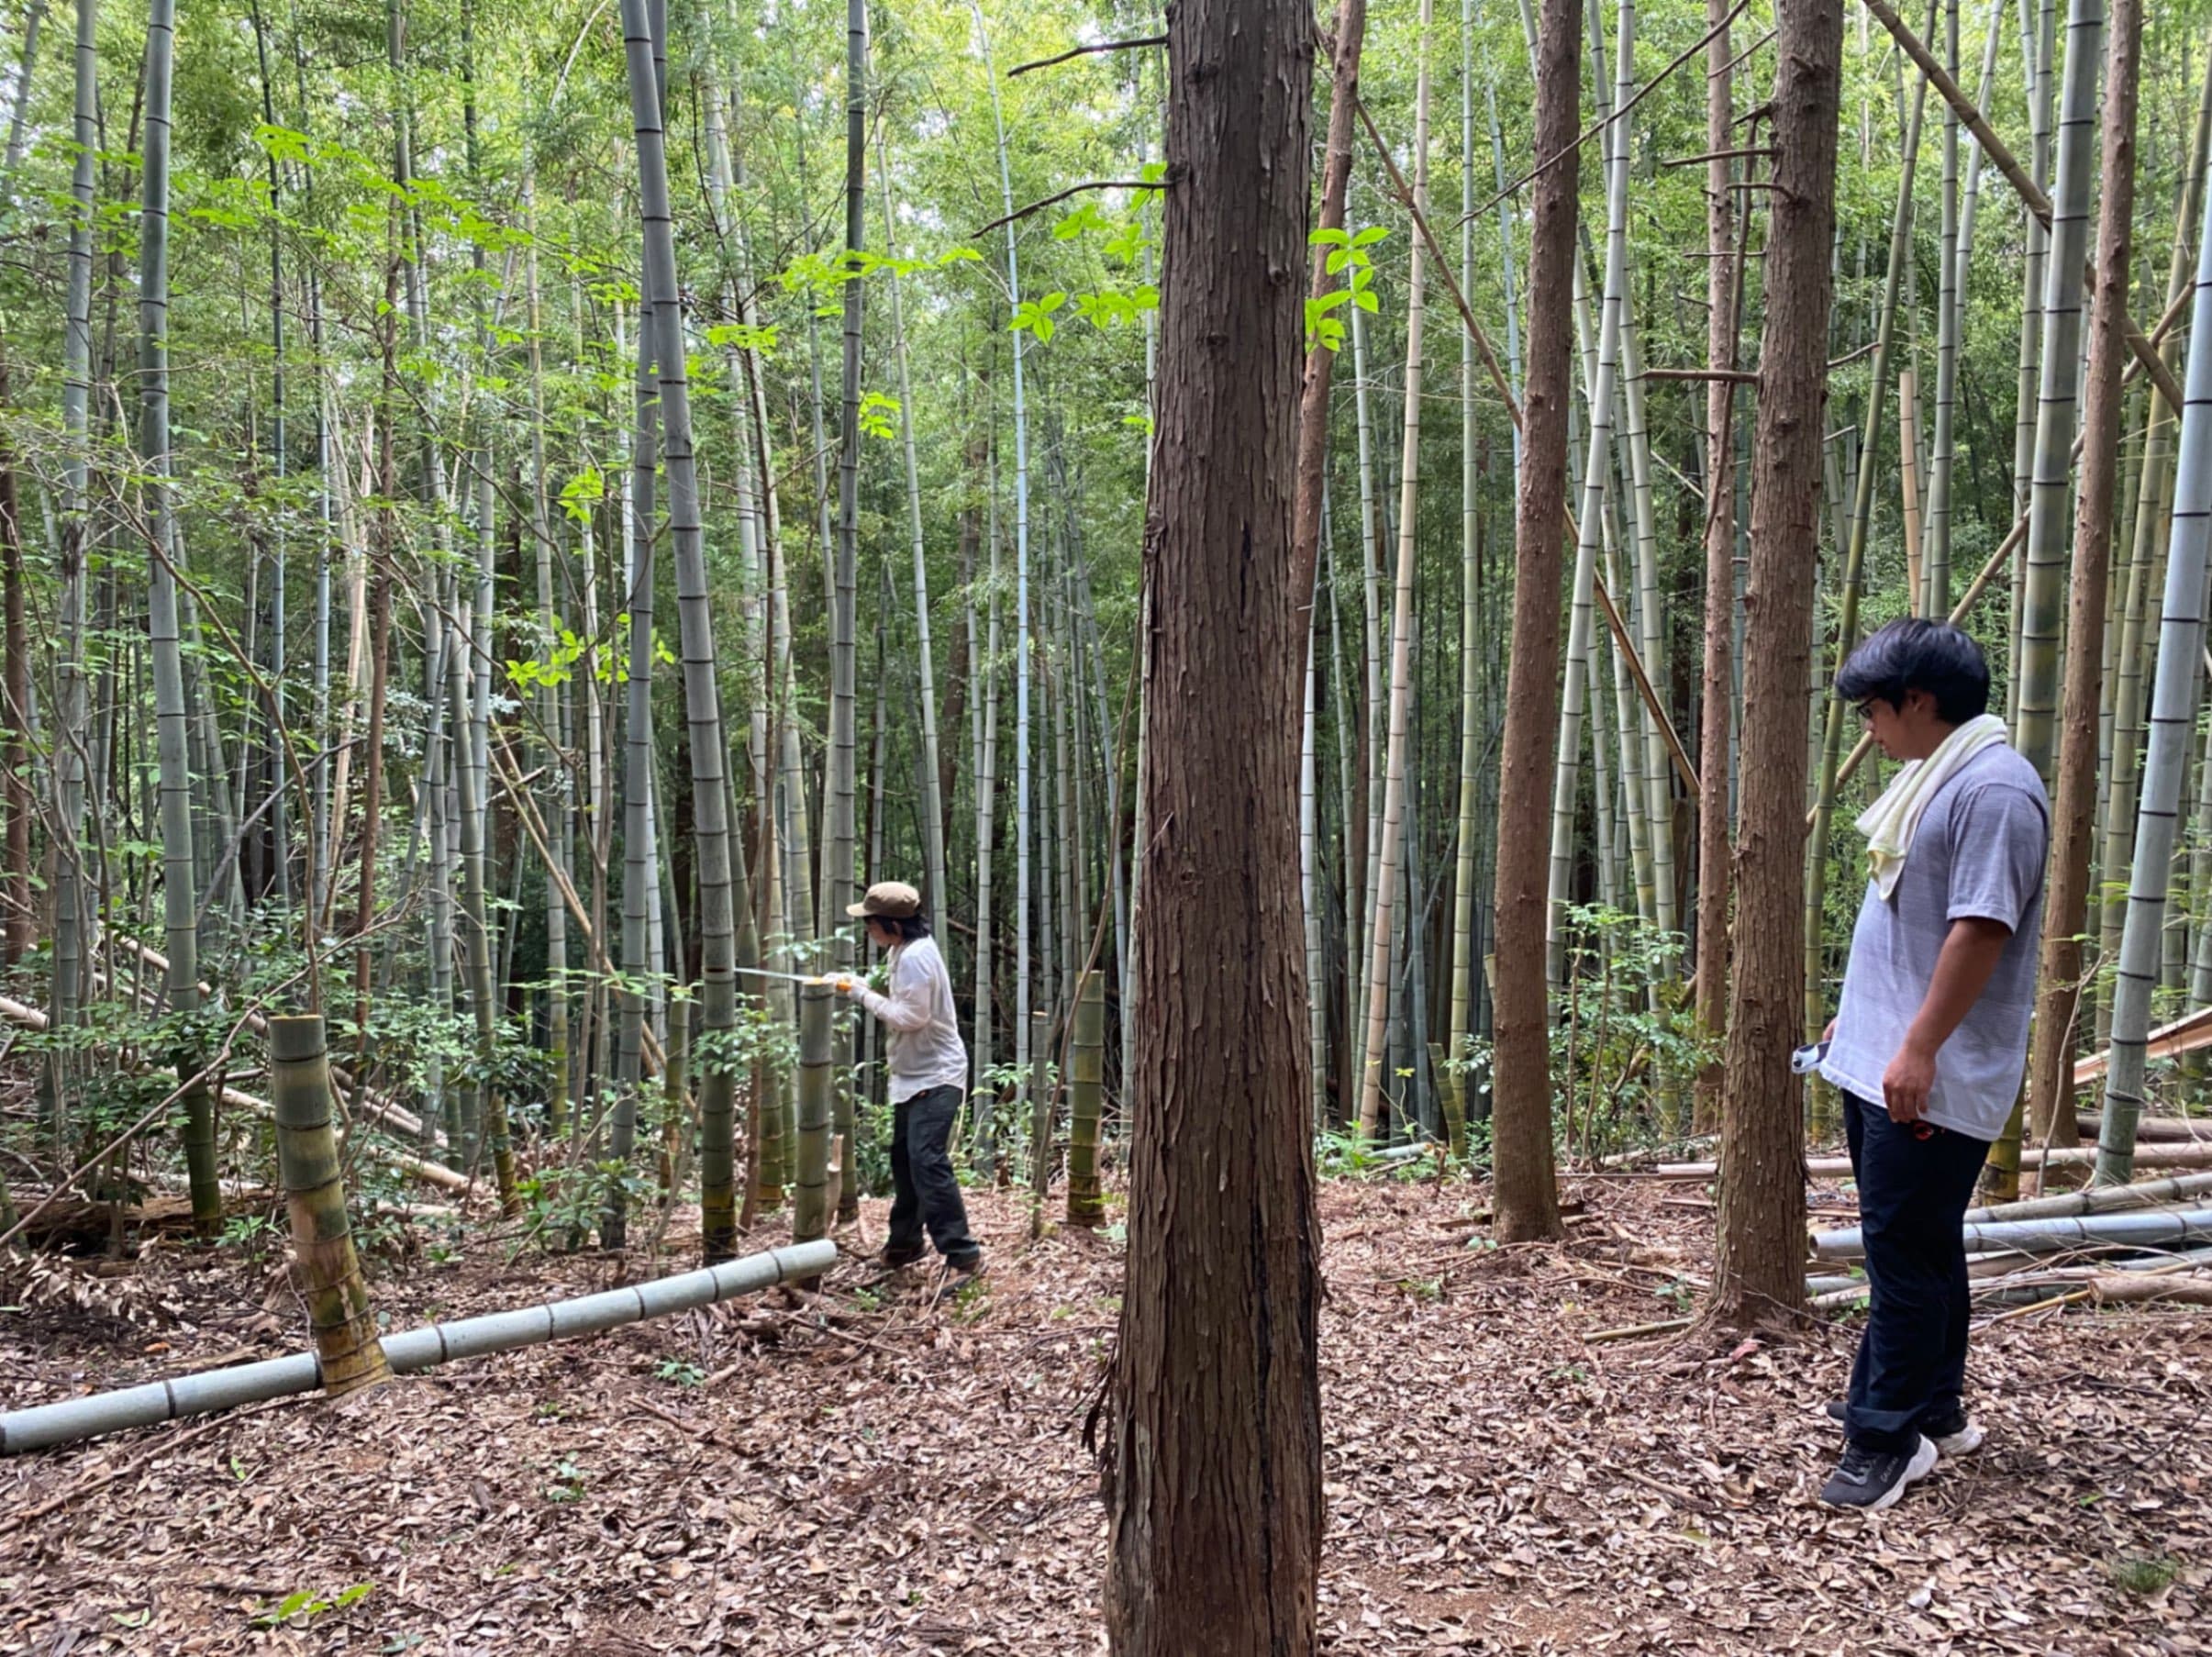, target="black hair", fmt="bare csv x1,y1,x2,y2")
871,911,931,943
1832,617,1990,725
